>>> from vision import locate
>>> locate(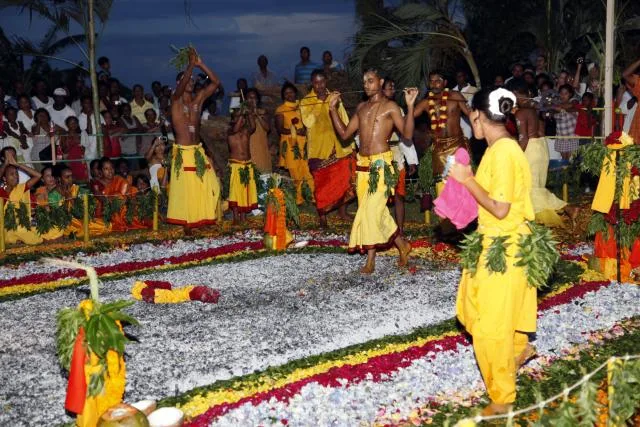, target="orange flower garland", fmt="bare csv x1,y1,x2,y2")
427,88,449,135
264,188,292,251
